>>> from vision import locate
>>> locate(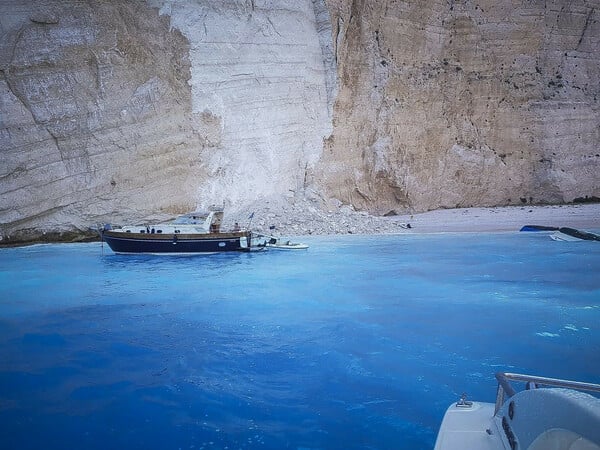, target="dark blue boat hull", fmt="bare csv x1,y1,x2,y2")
520,225,558,232
102,231,250,254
